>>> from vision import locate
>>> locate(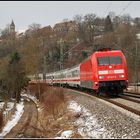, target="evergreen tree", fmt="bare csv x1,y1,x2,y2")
0,52,29,103
8,52,29,102
105,15,113,32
